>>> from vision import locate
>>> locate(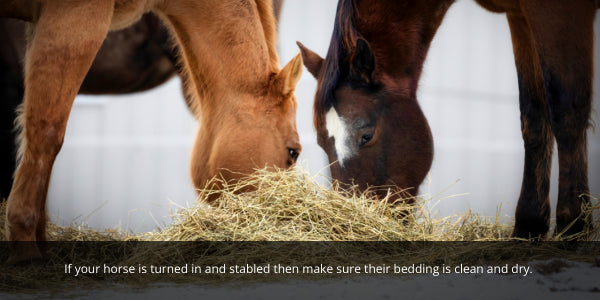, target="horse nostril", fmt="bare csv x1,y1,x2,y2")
288,148,299,162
